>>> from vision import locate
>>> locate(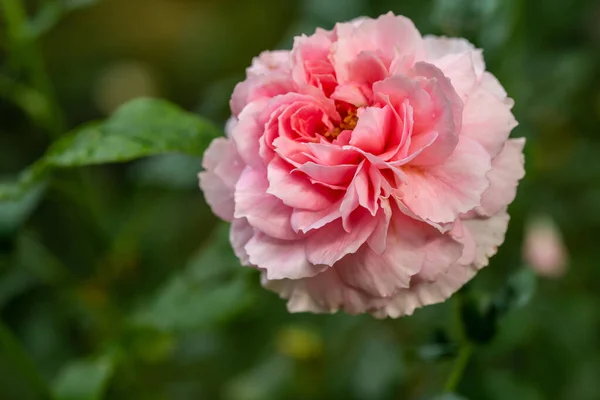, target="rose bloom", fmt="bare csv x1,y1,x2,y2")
199,13,525,317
